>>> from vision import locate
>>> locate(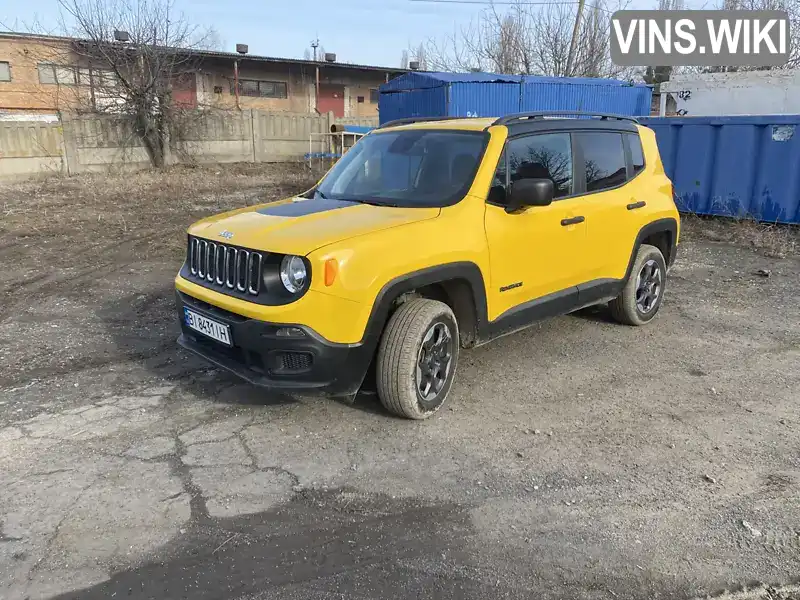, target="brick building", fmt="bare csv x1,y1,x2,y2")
0,31,408,118
0,32,89,115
